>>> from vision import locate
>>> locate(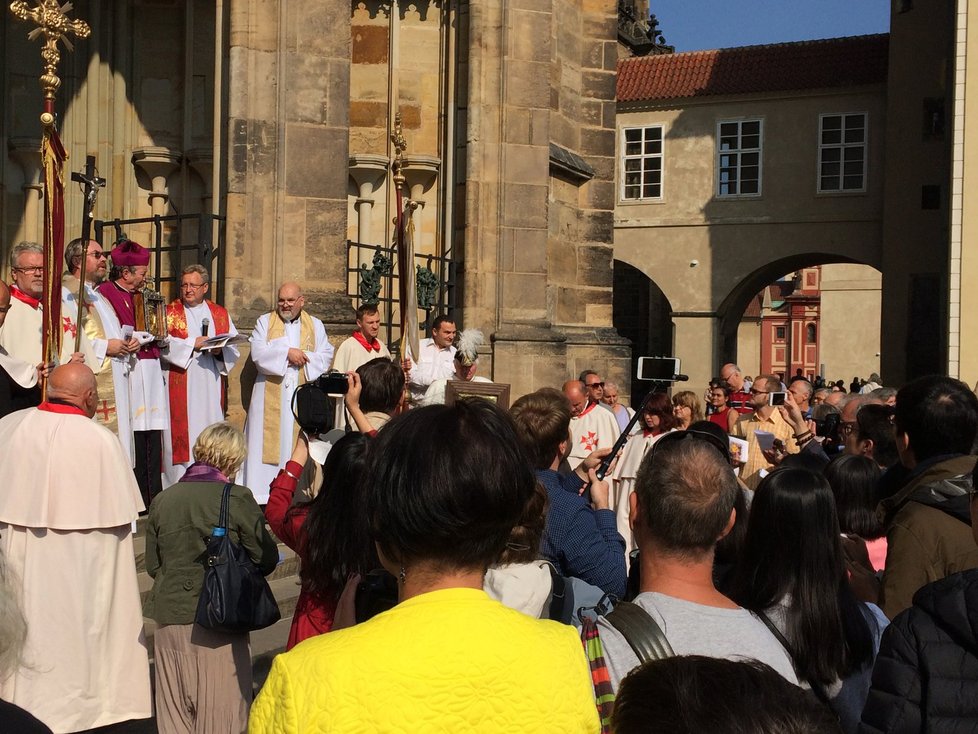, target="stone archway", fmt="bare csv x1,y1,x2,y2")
612,259,673,400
